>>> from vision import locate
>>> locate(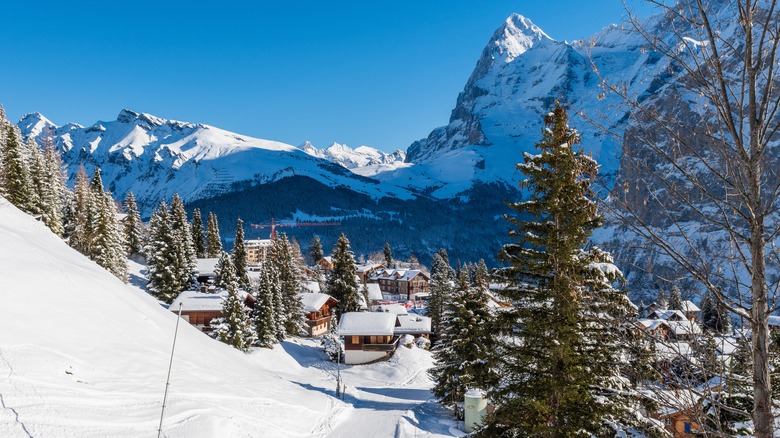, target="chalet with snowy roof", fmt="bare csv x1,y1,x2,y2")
245,239,273,265
356,262,385,284
647,309,687,322
339,312,399,364
394,314,432,338
369,269,429,301
680,300,700,322
365,283,383,305
317,256,334,271
300,293,338,337
301,280,321,294
169,289,254,332
636,319,672,340
195,257,219,287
